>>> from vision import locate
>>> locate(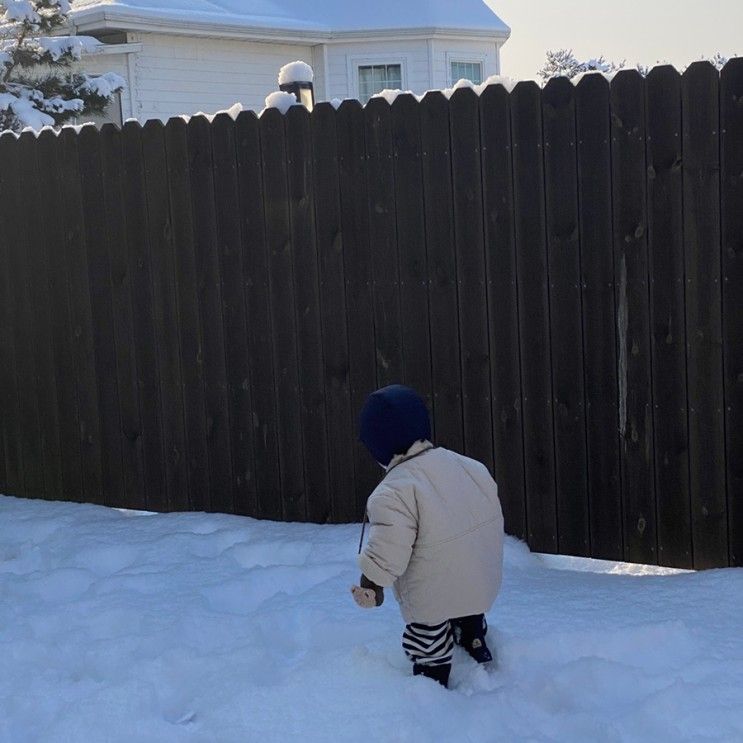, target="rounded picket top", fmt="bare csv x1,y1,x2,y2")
336,97,363,115
511,79,541,97
259,104,284,128
58,123,78,146
186,111,211,132
18,128,38,145
542,74,576,111
311,100,337,117
122,118,143,134
100,122,121,137
389,91,419,114
682,59,719,84
164,114,187,138
77,121,100,147
419,88,447,106
448,83,479,105
234,108,259,126
419,89,449,122
575,68,611,95
142,117,165,134
364,94,391,116
310,100,338,130
646,63,681,86
609,67,646,95
37,125,59,145
285,100,311,127
720,54,743,75
480,78,513,102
